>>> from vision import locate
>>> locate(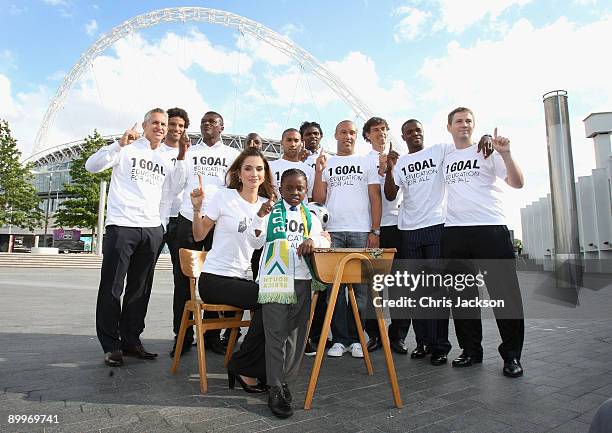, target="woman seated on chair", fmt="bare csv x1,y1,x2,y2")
190,147,275,393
